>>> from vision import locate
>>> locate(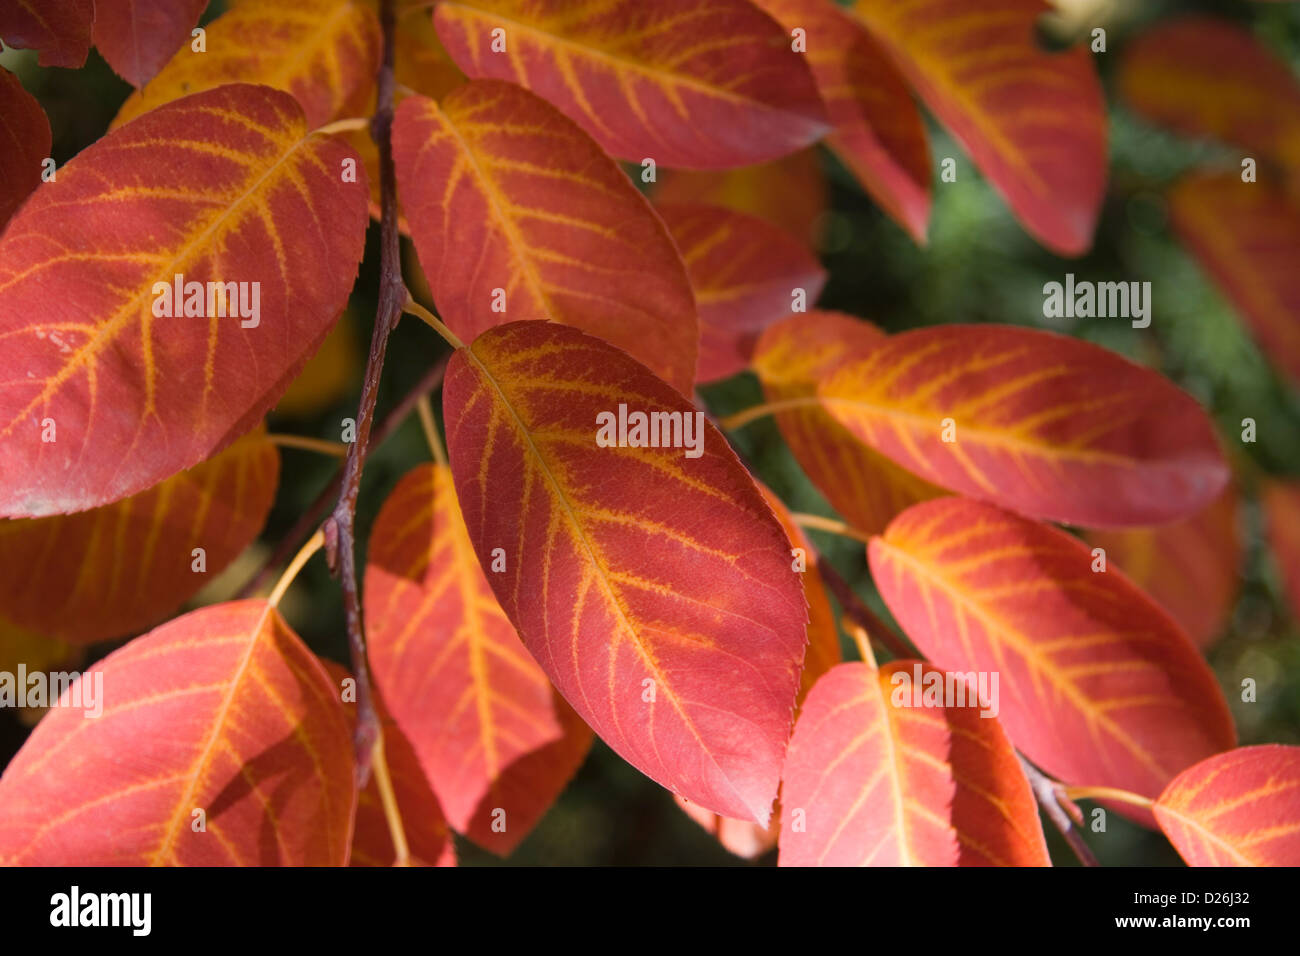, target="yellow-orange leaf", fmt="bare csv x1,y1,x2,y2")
393,82,699,394
0,426,278,645
1155,745,1300,866
112,0,381,129
430,0,829,168
869,498,1237,812
0,600,355,865
443,321,809,824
